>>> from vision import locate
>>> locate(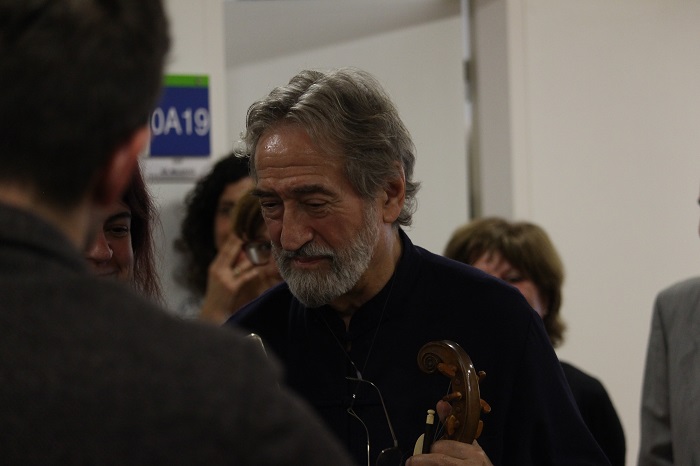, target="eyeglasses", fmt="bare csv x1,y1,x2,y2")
346,376,402,466
242,240,272,265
